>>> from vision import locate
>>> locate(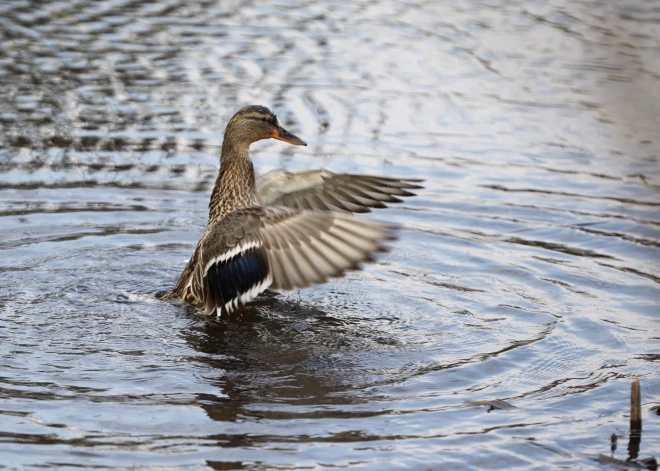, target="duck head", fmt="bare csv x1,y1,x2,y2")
224,105,307,148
